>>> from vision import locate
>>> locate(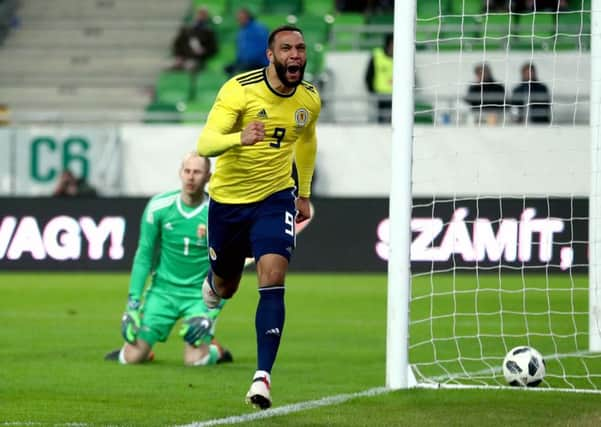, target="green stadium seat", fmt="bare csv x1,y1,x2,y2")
185,70,227,123
415,17,441,50
414,102,434,124
144,102,183,124
450,0,483,15
416,0,452,49
263,0,303,15
512,12,556,50
182,96,218,124
417,0,448,19
194,70,229,97
569,0,591,10
305,43,326,81
332,12,364,26
205,43,236,73
482,13,514,50
439,15,483,51
192,0,227,17
362,13,393,50
330,12,365,50
303,0,334,16
213,15,238,46
259,14,291,32
441,16,466,38
294,13,332,46
365,12,393,25
155,71,193,104
555,11,591,50
557,10,590,33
